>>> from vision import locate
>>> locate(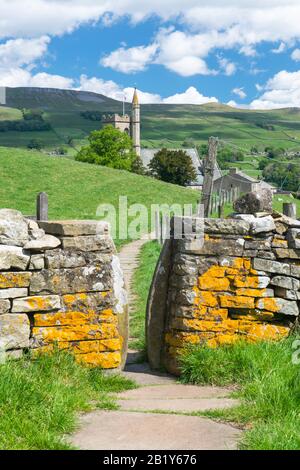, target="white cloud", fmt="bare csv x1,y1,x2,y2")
101,44,158,73
219,58,236,76
272,42,286,54
163,86,218,104
232,87,247,99
0,36,50,68
240,45,257,57
291,49,300,61
250,70,300,109
0,68,74,89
